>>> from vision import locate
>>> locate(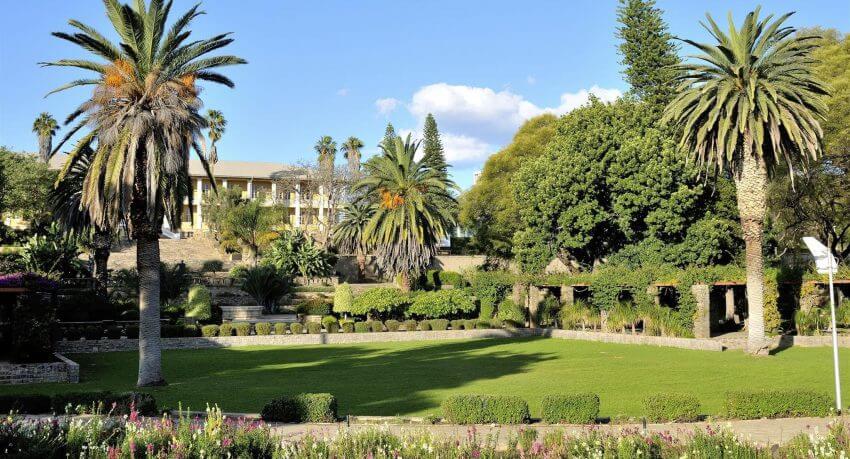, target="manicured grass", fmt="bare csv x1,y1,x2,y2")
2,337,848,418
